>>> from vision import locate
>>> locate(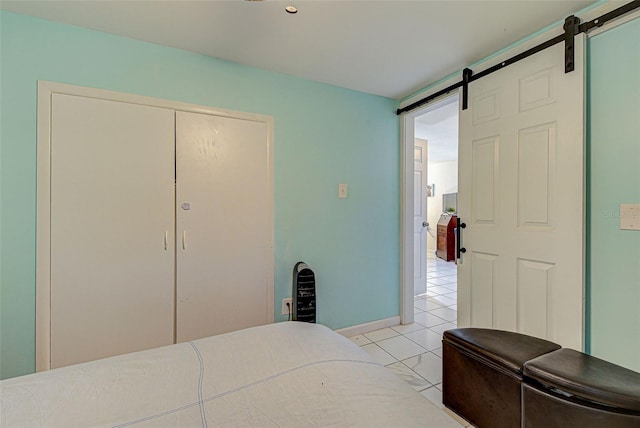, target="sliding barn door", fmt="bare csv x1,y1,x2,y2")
457,36,585,349
50,94,176,368
175,111,271,342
